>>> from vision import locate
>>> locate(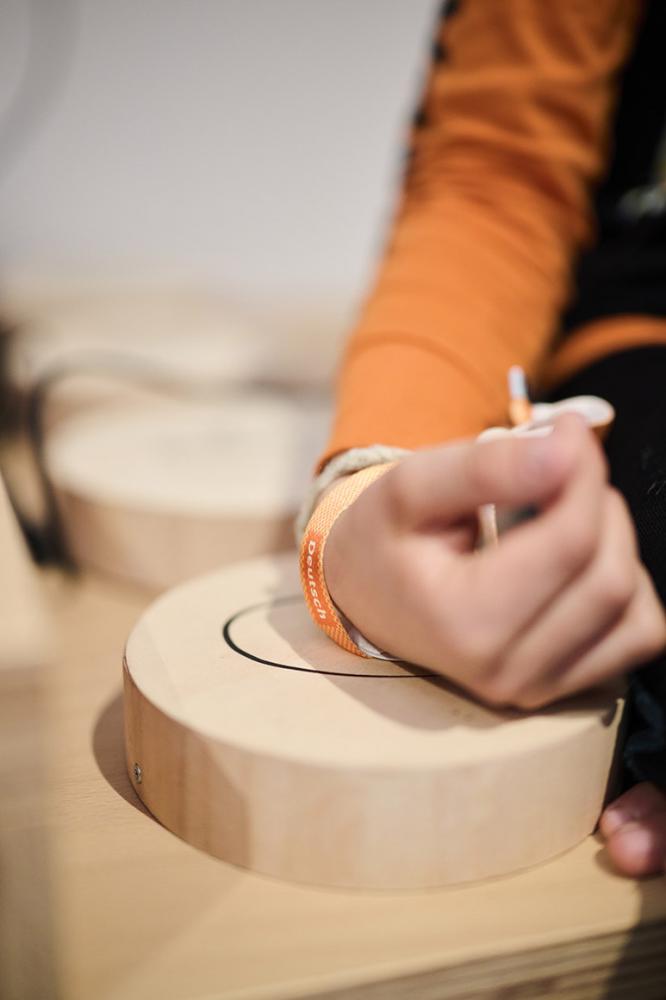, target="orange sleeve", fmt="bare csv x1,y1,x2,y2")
319,0,641,471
